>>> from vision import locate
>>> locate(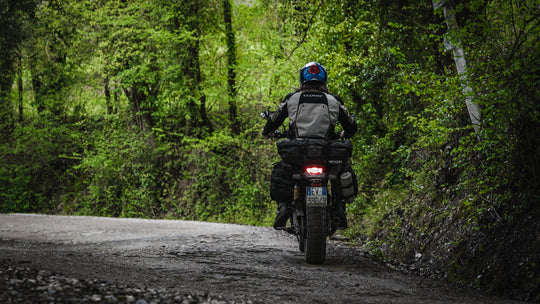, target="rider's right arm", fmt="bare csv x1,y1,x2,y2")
329,93,358,138
338,104,358,138
262,94,292,136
